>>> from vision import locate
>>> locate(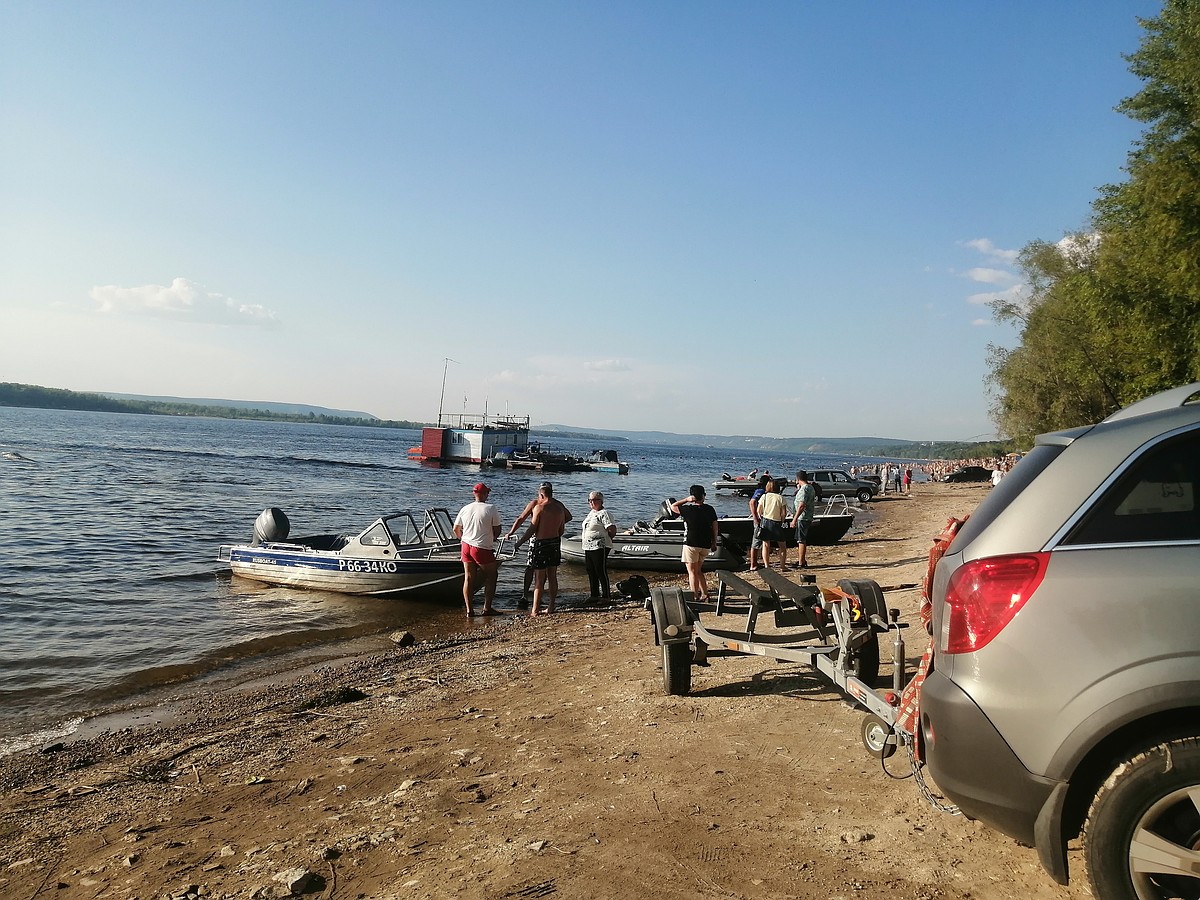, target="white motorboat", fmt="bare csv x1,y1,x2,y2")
218,507,506,596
